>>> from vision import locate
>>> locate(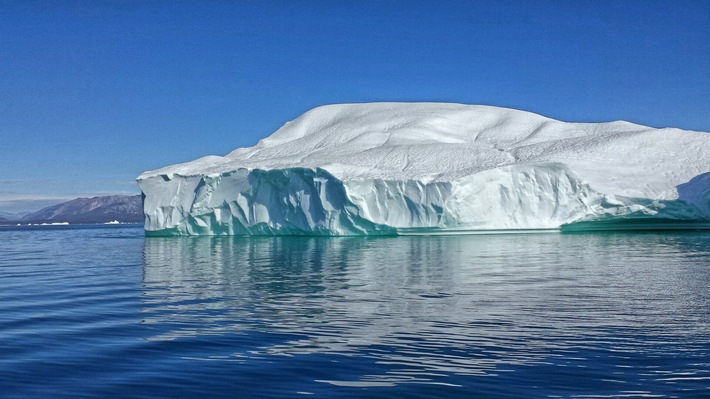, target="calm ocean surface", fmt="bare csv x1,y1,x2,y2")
1,225,709,398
